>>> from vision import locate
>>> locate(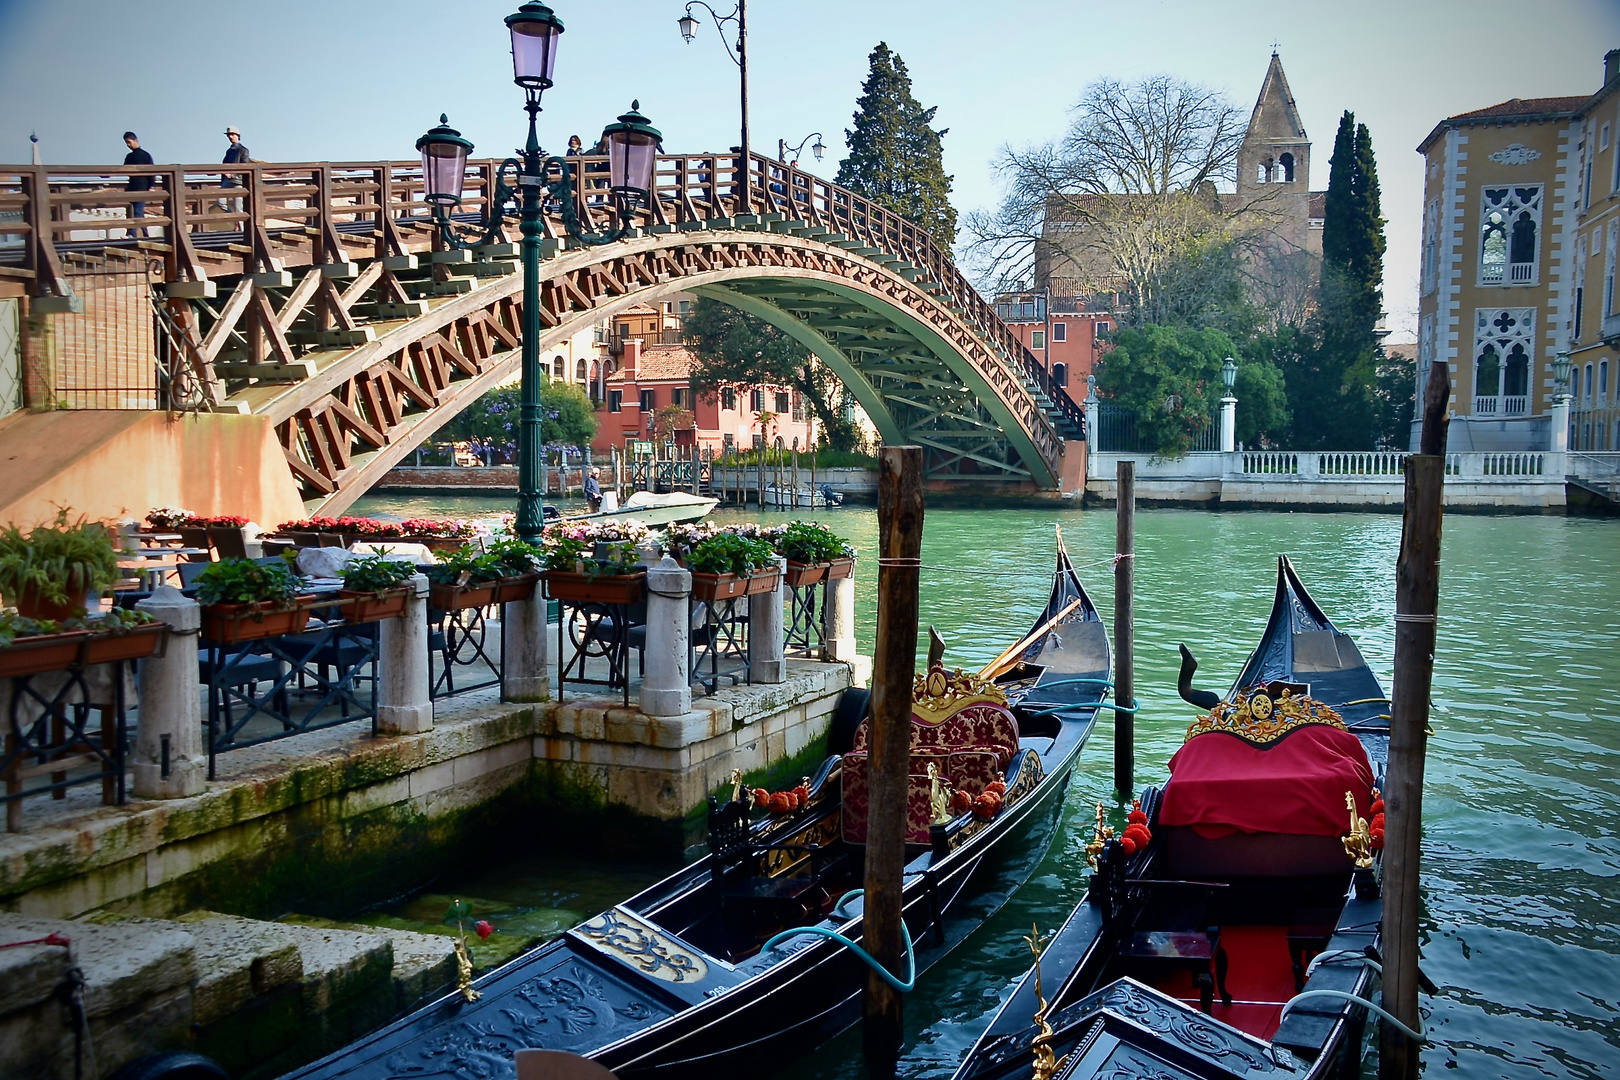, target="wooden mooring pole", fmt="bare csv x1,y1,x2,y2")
1114,459,1135,798
1380,366,1449,1079
864,445,924,1073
